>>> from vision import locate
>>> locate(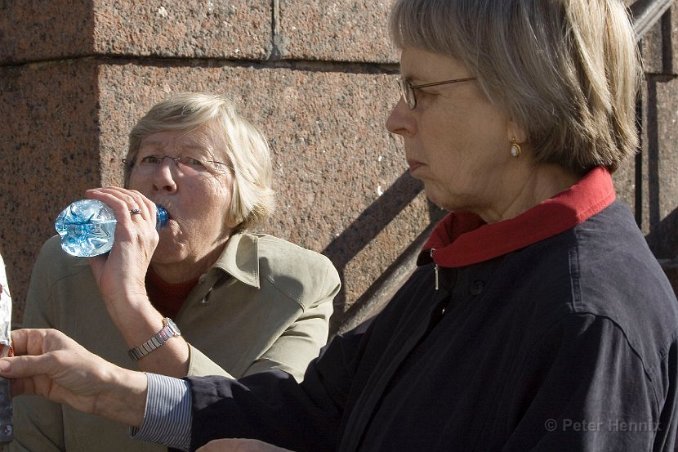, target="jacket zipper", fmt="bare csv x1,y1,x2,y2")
430,248,439,291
